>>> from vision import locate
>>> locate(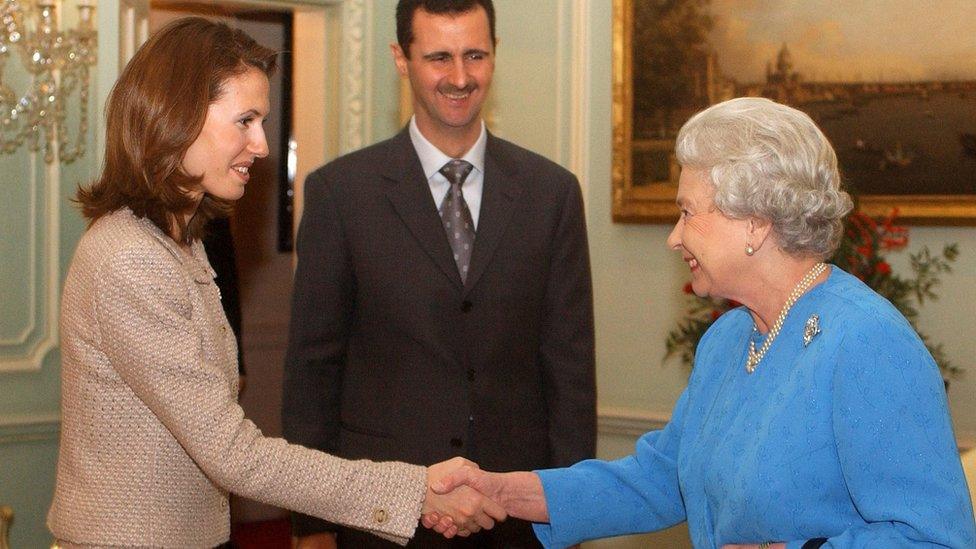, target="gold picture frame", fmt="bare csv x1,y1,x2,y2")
611,0,976,225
